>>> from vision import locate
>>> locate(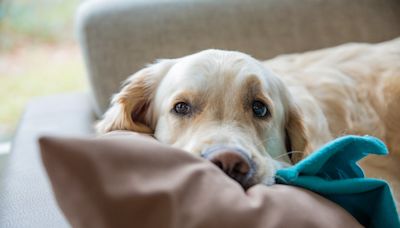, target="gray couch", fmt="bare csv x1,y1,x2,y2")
1,0,399,227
